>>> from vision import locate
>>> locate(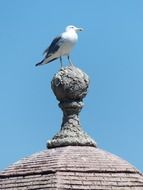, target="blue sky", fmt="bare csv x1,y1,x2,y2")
0,0,143,172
